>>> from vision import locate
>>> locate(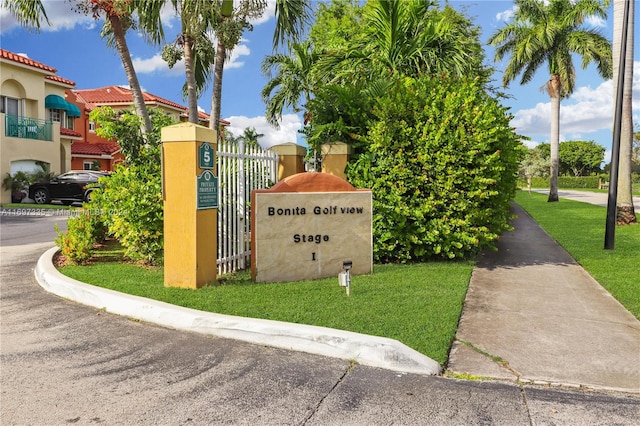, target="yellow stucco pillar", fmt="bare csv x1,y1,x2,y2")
268,142,307,180
161,123,218,289
321,142,353,180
